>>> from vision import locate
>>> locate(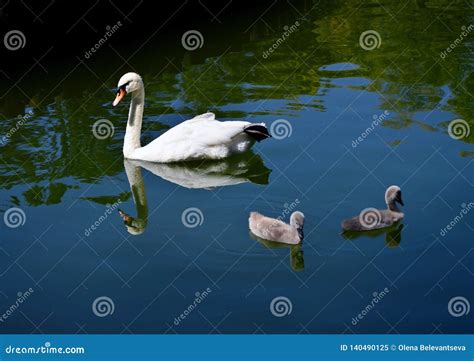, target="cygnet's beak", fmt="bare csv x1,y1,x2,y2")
113,87,126,106
395,191,404,206
297,227,304,241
